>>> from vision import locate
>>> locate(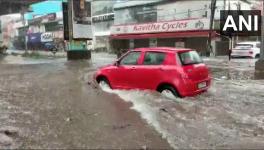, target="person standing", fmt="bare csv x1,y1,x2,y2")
228,48,232,61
